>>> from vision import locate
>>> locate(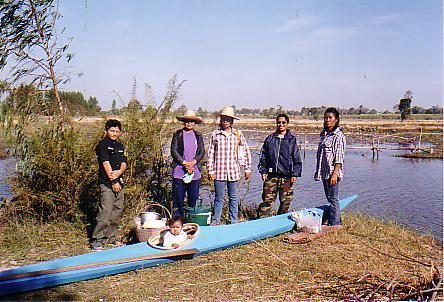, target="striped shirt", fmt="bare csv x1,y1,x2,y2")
207,127,252,181
314,127,346,181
